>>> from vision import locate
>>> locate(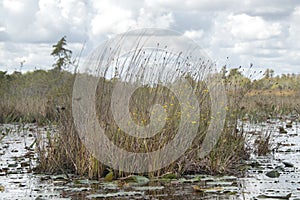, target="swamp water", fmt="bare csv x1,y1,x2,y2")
0,121,300,200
